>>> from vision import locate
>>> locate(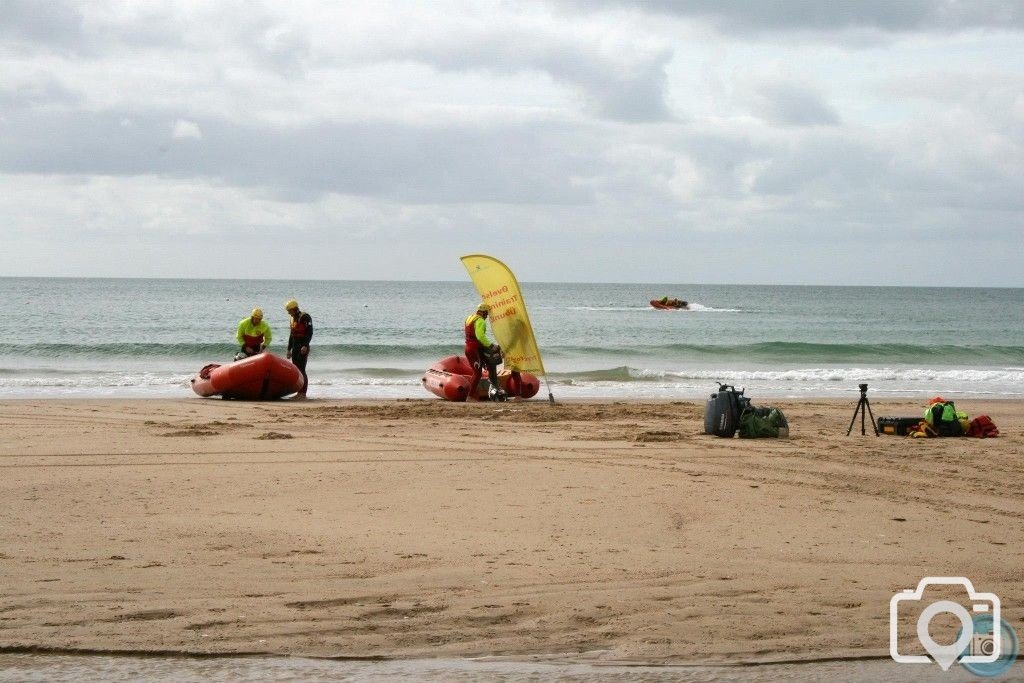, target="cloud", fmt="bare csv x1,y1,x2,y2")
0,77,80,107
0,108,604,205
224,6,312,77
1,2,674,123
0,0,84,53
1,0,1022,285
171,119,202,140
0,0,188,56
572,0,1024,35
396,29,676,123
750,82,841,127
